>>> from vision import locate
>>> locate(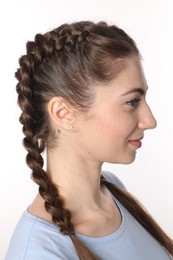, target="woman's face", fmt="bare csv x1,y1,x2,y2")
74,56,157,164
